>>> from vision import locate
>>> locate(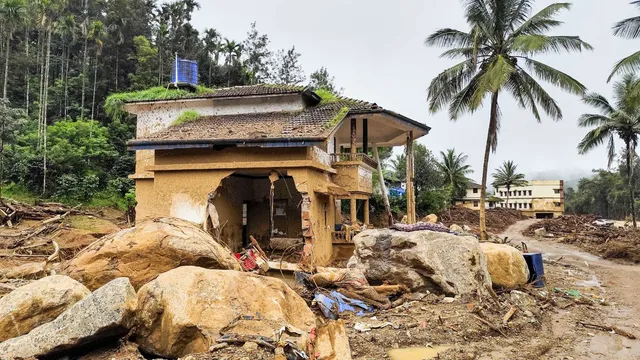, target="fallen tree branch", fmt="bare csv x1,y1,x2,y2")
503,306,517,325
472,315,506,336
577,321,636,340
